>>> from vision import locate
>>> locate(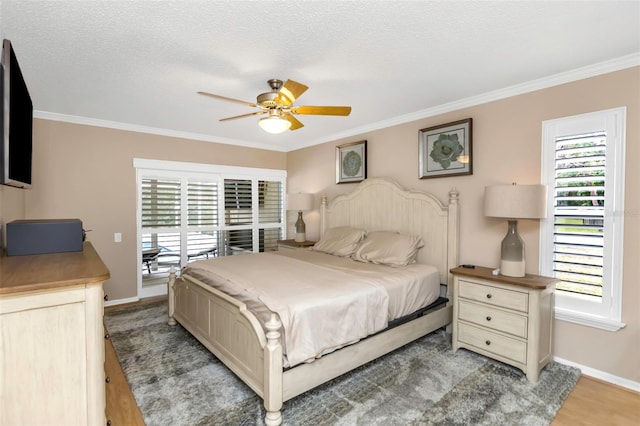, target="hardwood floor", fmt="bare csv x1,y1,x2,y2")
552,376,640,426
105,327,145,426
104,301,640,425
